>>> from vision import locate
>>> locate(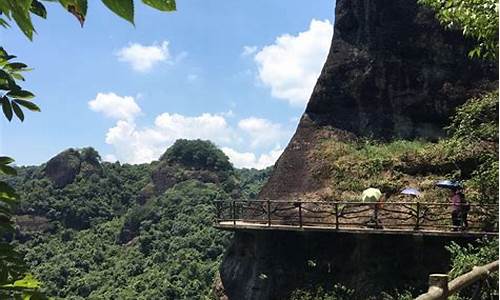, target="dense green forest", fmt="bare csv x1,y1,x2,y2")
2,140,270,299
